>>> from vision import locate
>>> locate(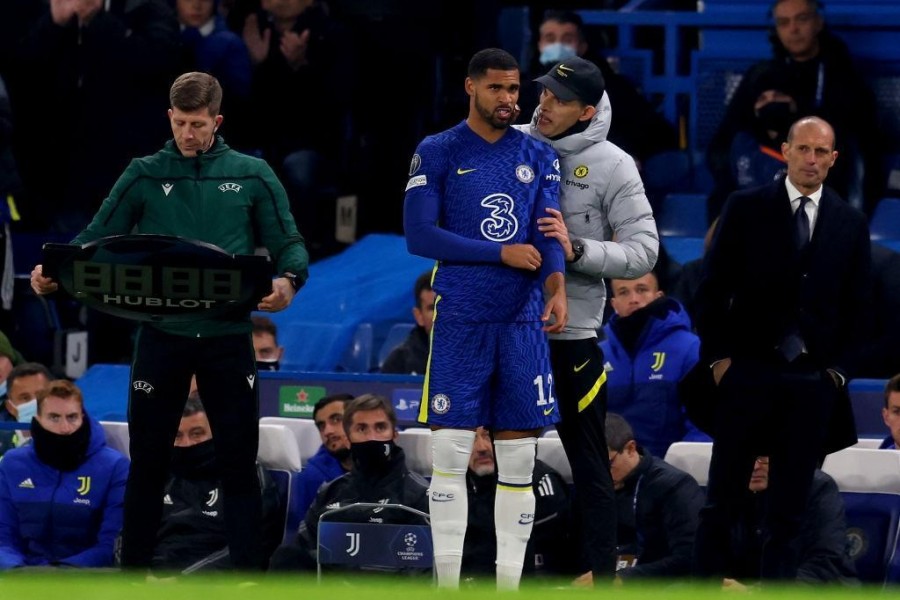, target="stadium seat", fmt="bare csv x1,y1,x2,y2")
257,423,302,472
822,447,900,583
99,421,130,458
377,322,416,370
257,423,303,545
855,438,885,449
663,441,712,487
657,193,709,238
316,503,432,578
259,416,322,467
337,322,374,373
536,435,572,484
870,198,900,241
396,428,432,478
